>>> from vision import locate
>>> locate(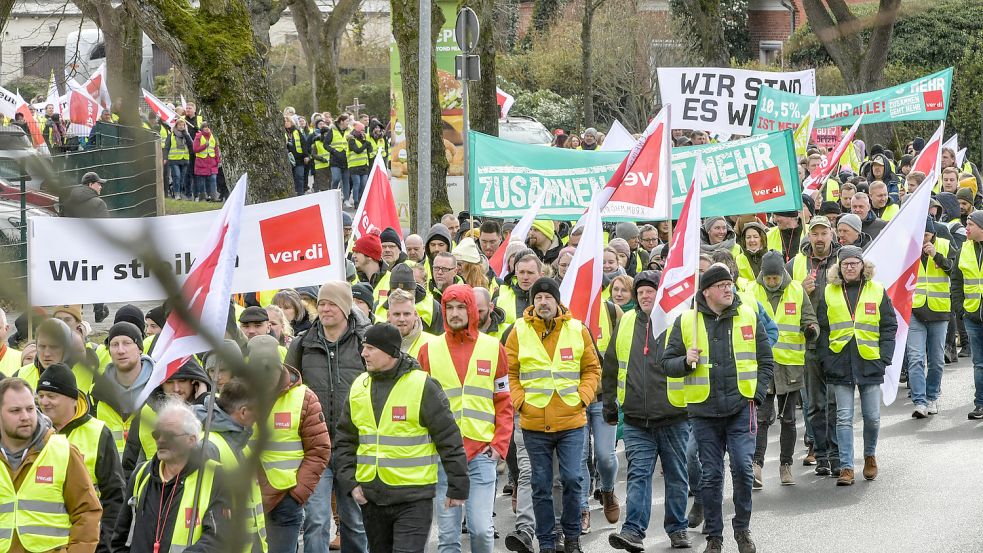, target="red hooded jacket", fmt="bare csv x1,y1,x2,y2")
418,284,513,461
